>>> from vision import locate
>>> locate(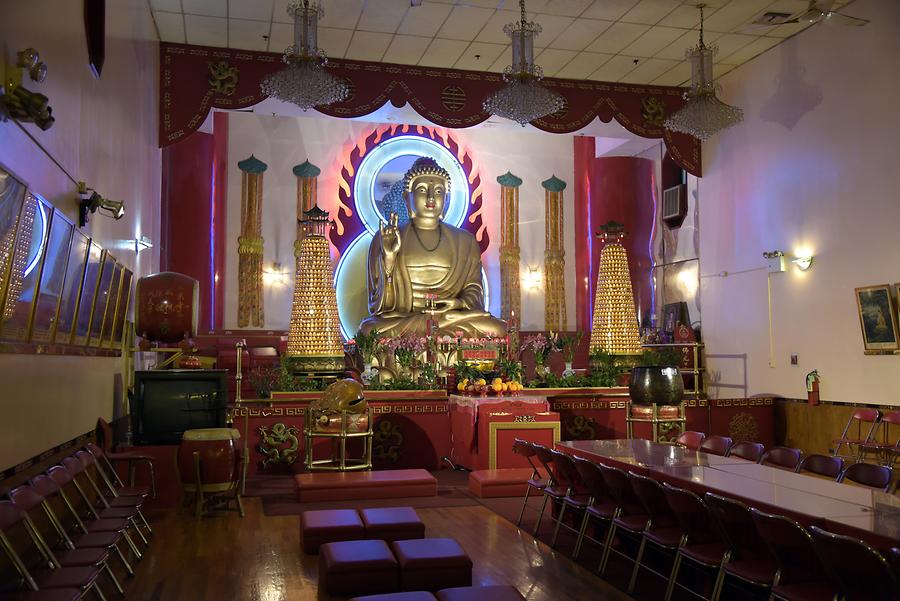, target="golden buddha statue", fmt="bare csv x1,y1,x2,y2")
359,157,507,338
